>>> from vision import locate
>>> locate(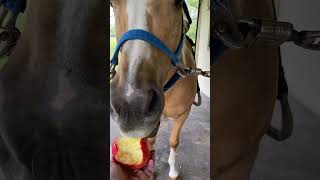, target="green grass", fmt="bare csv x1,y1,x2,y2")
110,37,117,59
110,37,118,83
